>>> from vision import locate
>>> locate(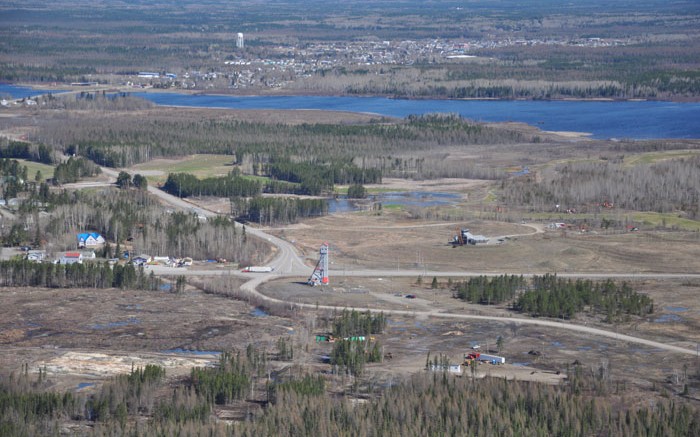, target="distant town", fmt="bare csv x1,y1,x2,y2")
102,35,630,91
